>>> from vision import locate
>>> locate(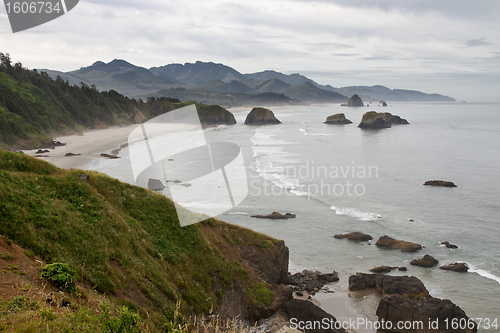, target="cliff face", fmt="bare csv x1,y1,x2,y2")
244,107,281,125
